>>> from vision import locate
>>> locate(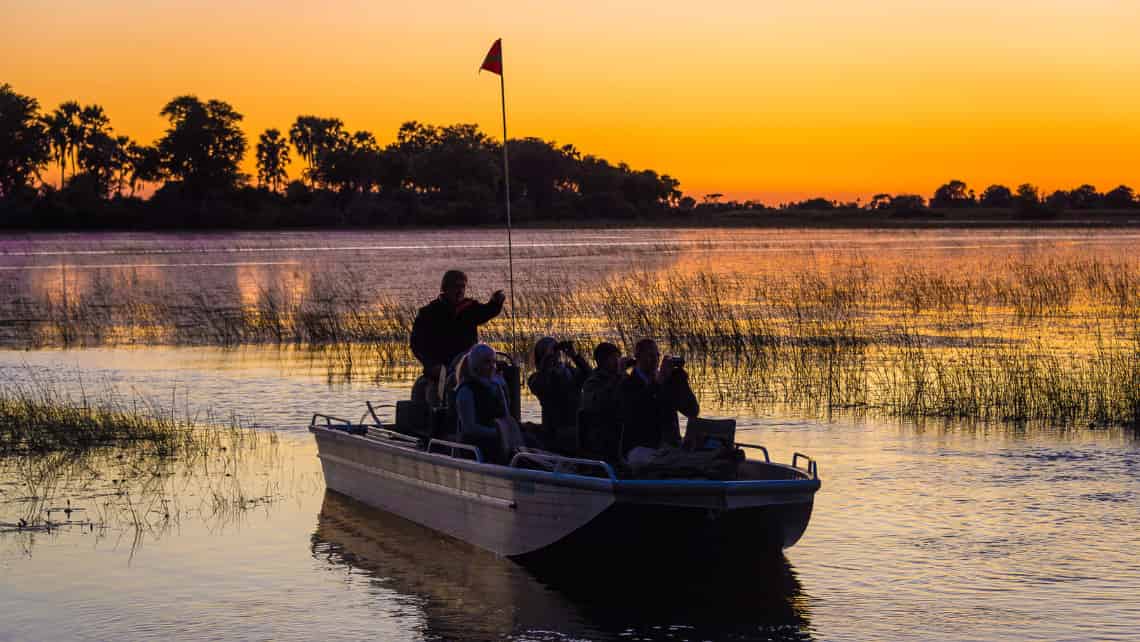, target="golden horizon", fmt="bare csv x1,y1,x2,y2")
6,1,1139,203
